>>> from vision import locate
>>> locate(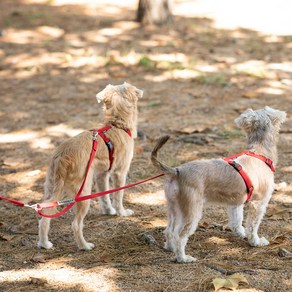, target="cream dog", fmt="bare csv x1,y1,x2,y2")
38,82,143,250
151,106,286,263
